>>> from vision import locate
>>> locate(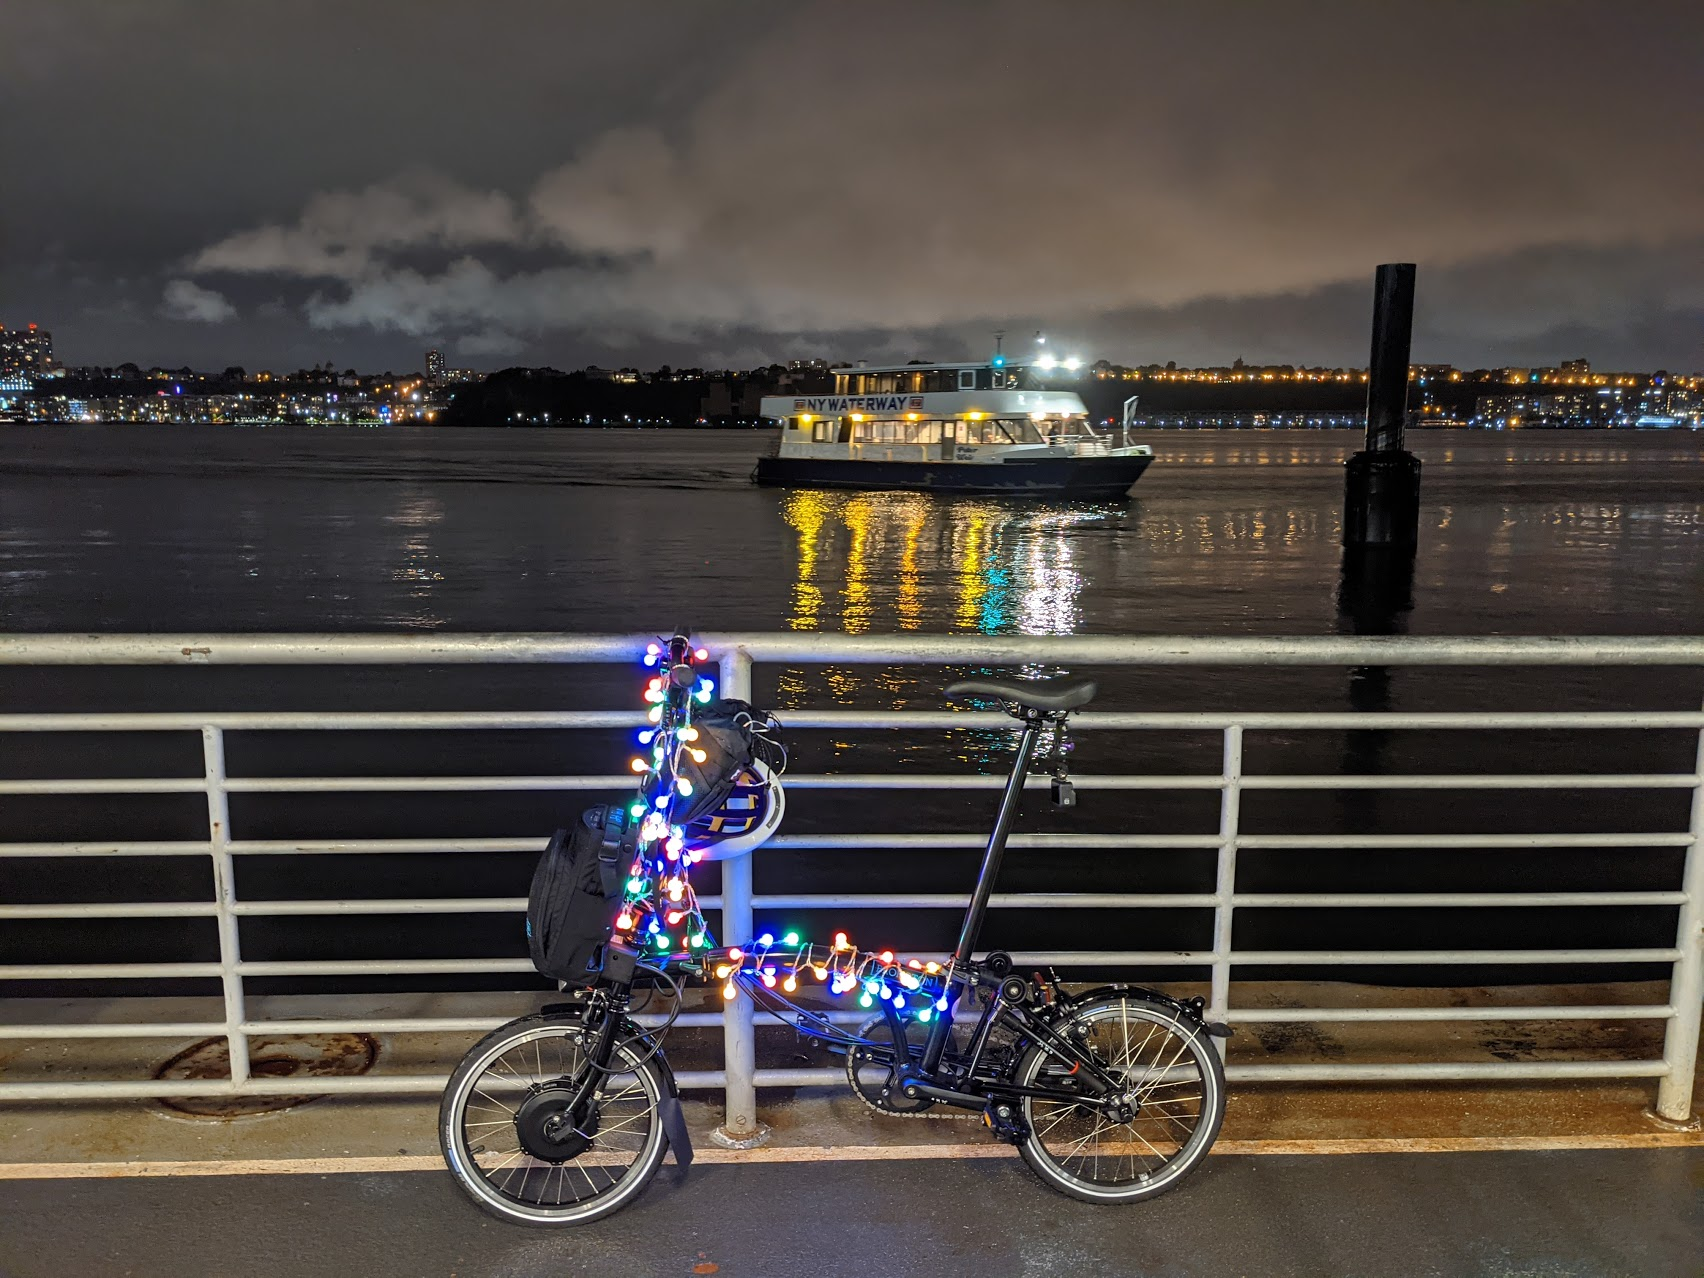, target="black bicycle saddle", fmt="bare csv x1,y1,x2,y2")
944,677,1097,712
